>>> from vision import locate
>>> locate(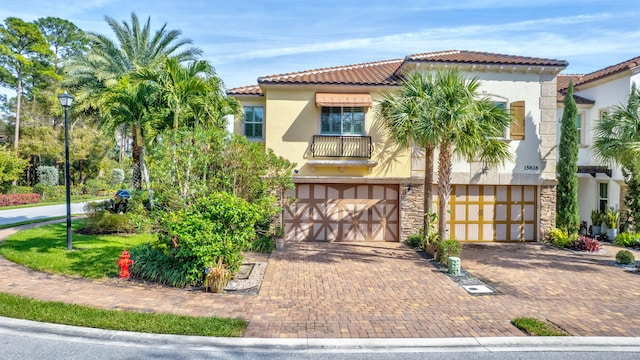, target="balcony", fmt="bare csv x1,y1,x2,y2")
308,135,377,173
311,135,372,158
